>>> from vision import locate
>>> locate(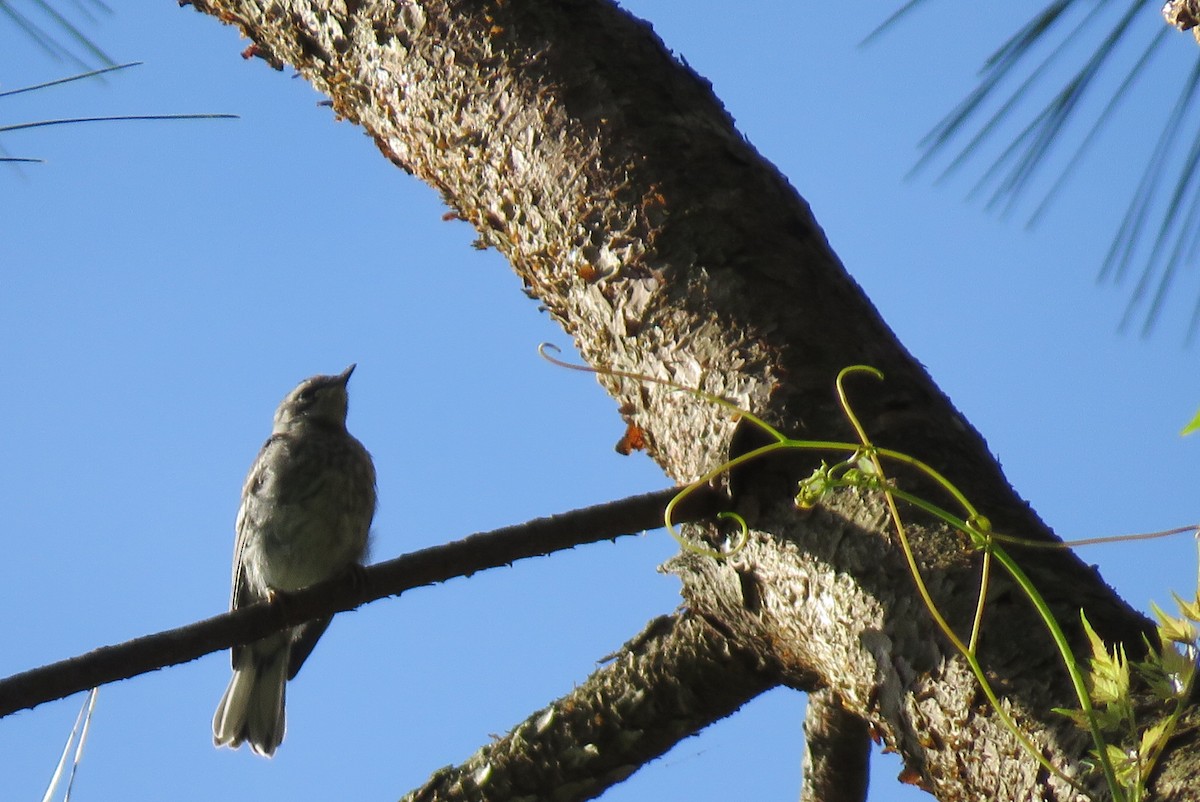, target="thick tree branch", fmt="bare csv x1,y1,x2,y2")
401,611,780,802
174,0,1198,797
0,486,723,717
